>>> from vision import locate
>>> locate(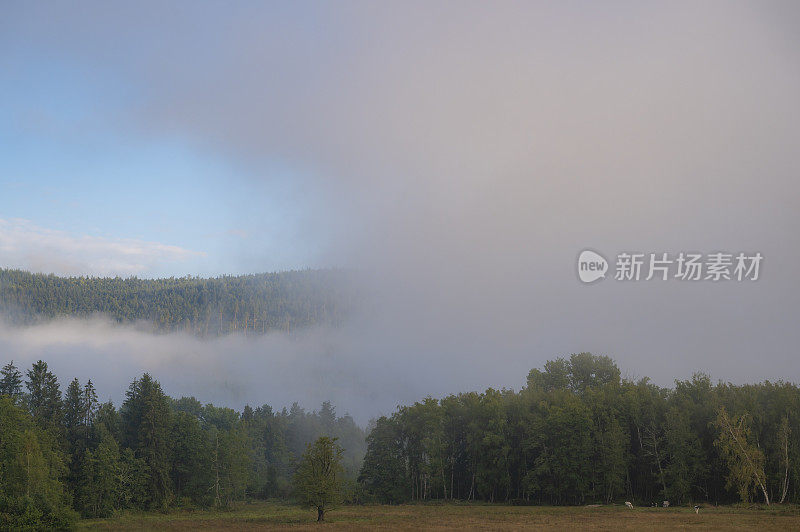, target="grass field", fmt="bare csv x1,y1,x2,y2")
78,501,800,530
